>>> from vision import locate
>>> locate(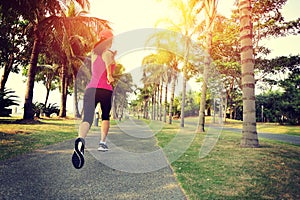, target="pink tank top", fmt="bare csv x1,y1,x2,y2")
86,54,115,91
